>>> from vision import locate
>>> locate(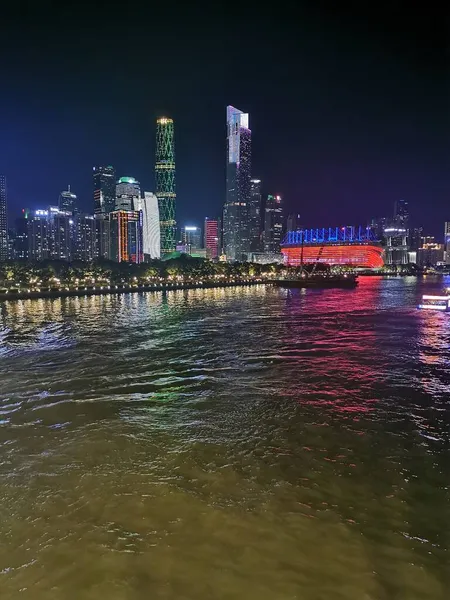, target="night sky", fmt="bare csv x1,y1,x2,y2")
1,1,448,235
